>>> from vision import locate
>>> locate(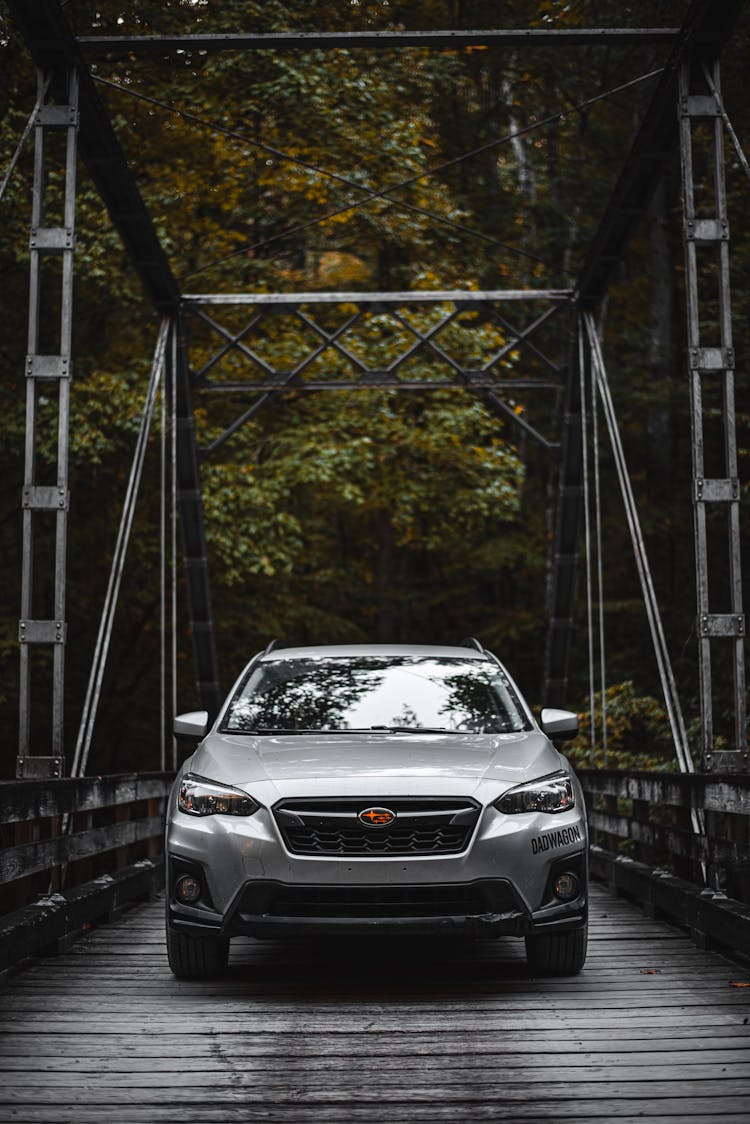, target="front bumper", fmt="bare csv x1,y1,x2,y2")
168,873,587,940
166,793,588,940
